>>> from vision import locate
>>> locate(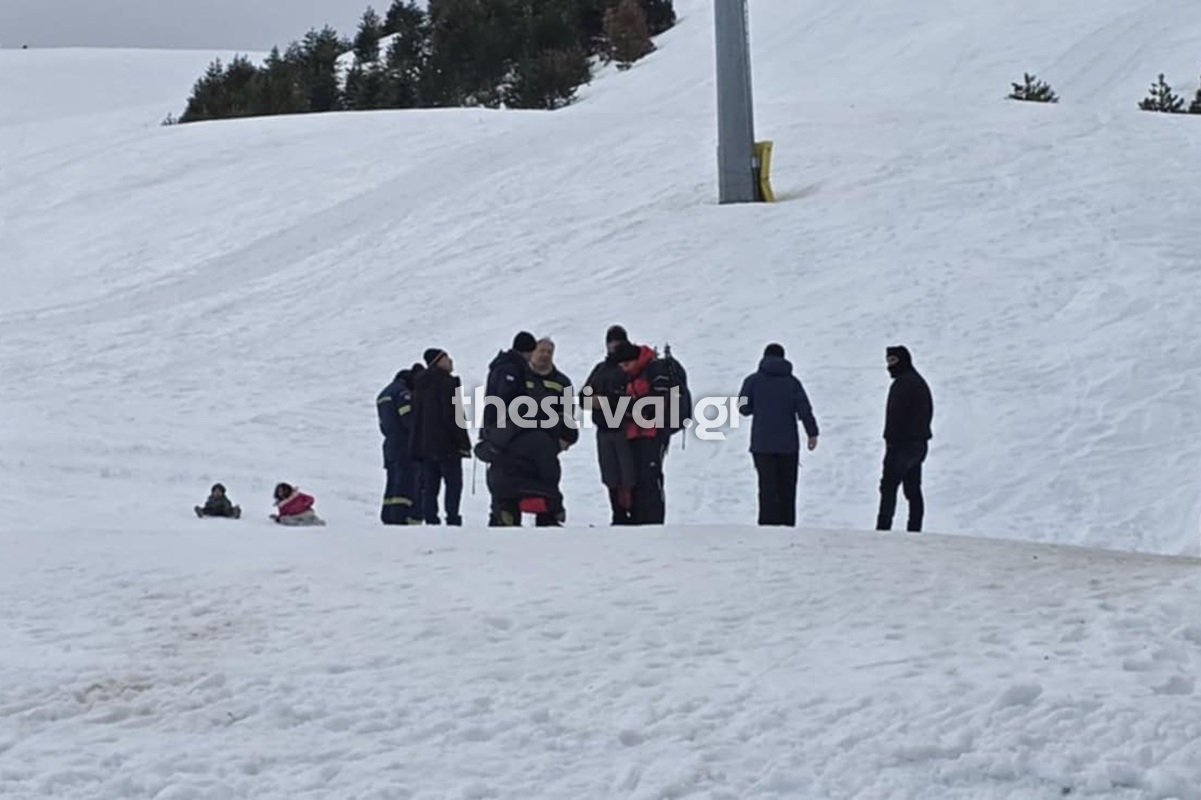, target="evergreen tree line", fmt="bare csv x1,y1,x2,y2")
173,0,674,124
1007,70,1201,114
